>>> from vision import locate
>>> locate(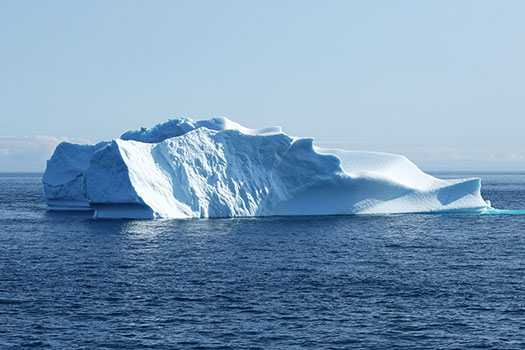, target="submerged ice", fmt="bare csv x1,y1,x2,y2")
43,117,491,219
